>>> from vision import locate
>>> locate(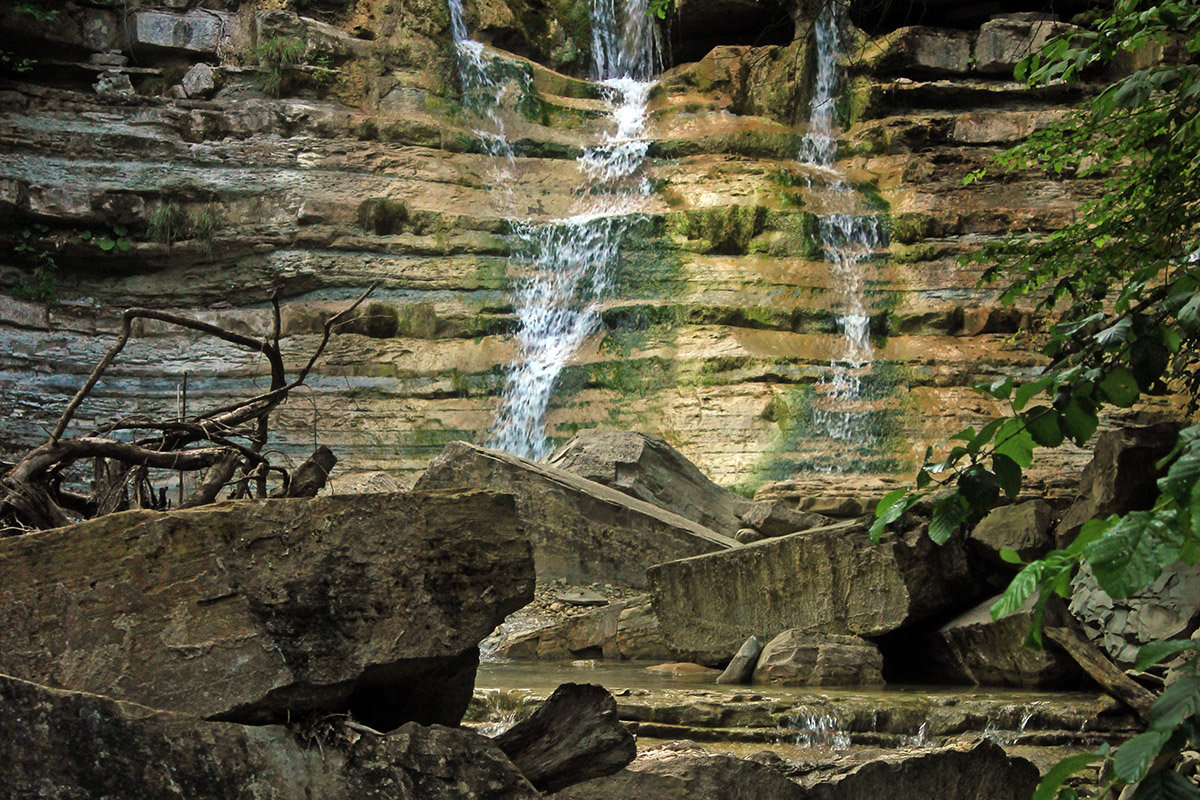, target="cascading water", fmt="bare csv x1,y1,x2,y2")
486,0,660,460
801,5,888,454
